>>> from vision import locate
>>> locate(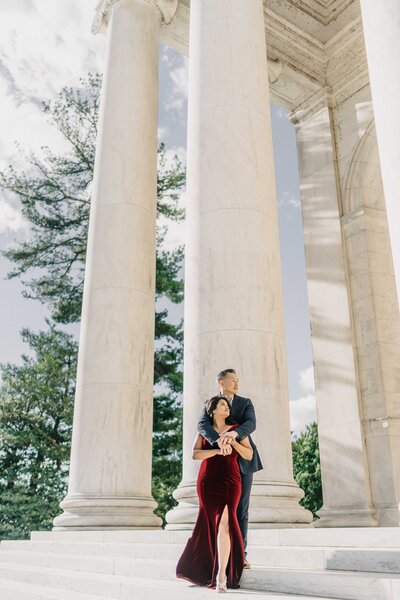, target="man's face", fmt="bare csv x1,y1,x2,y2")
221,372,239,395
